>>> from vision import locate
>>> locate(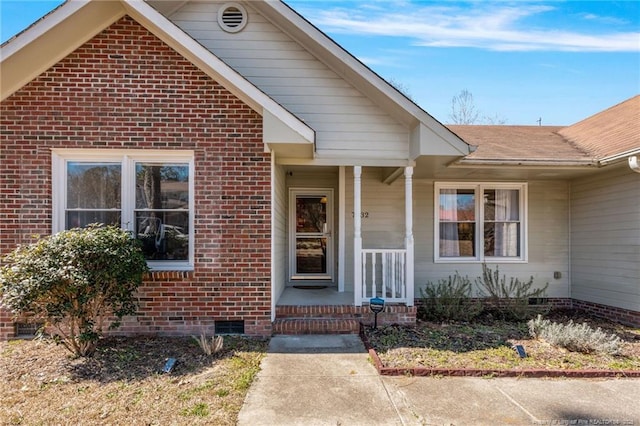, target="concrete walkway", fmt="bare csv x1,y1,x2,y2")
238,335,640,425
